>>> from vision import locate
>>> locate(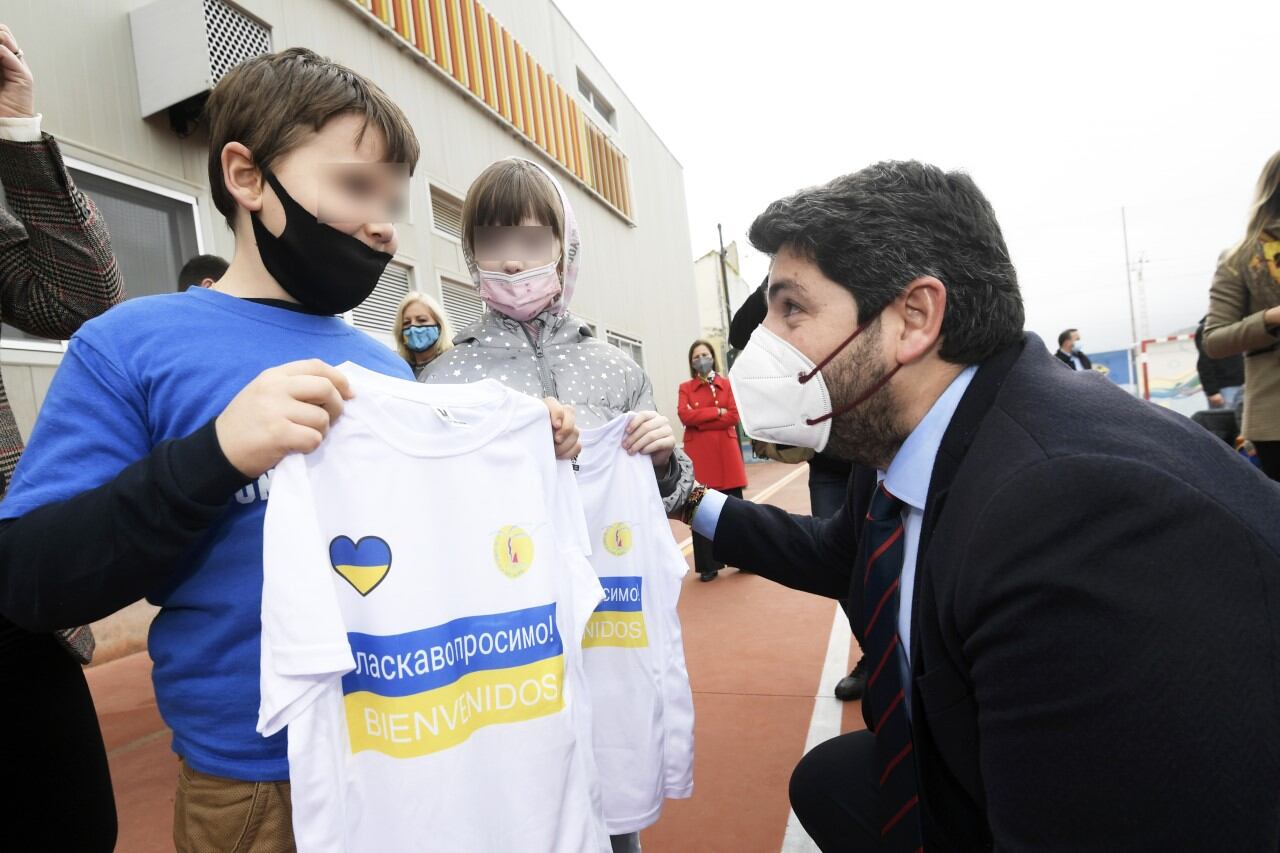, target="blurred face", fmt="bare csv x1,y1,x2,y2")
764,246,906,468
401,301,437,331
258,113,404,255
690,344,714,371
473,217,561,274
